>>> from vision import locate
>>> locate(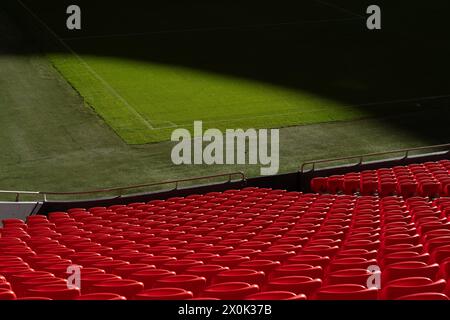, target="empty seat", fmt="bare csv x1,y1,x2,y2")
209,255,250,268
245,291,307,300
163,259,204,273
271,264,323,279
419,181,440,198
382,251,430,266
154,275,207,295
238,260,281,273
0,289,17,300
135,288,193,300
113,263,155,278
381,277,446,299
395,292,449,300
128,269,175,288
382,261,439,282
202,282,259,299
266,276,322,296
328,257,377,272
286,255,330,268
310,177,328,193
90,279,144,299
75,293,126,300
80,274,122,293
26,284,80,300
314,284,378,300
214,269,265,286
325,269,373,286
